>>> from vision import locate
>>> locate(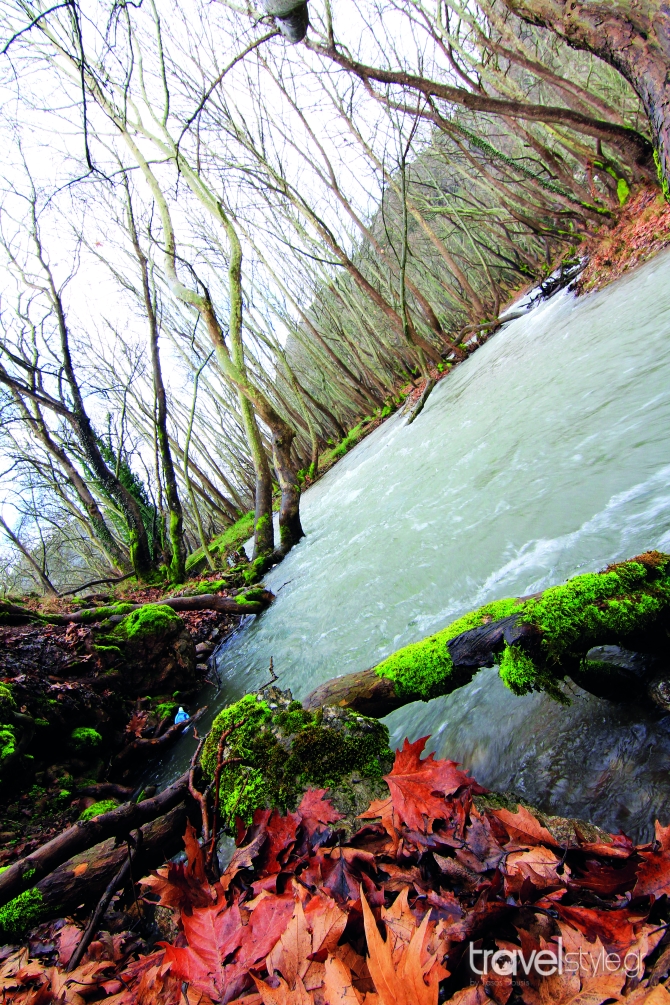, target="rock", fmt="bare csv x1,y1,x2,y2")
195,642,214,656
94,605,196,696
647,674,670,712
571,645,659,702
